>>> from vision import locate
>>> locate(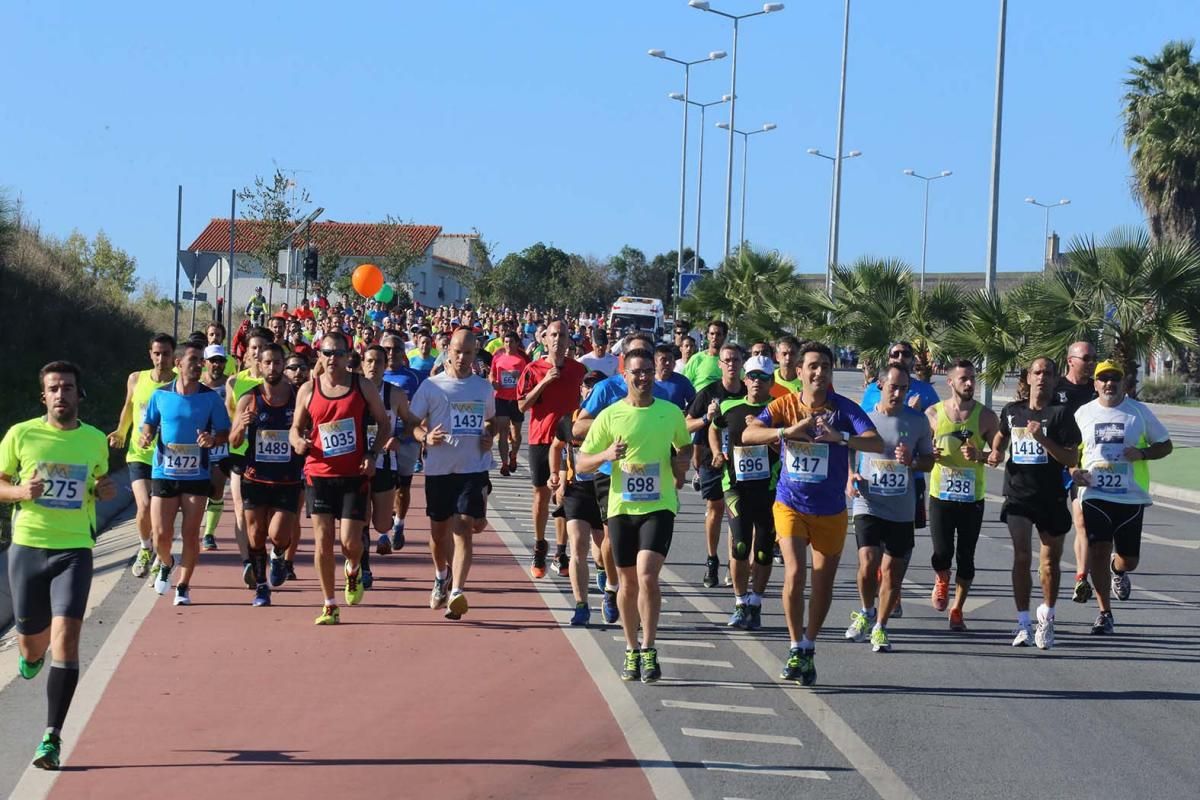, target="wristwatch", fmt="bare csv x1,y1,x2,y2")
841,430,851,445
